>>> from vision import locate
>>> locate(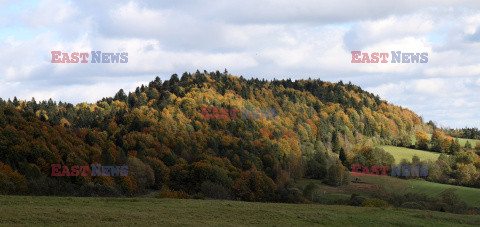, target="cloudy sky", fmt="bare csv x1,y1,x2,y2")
1,0,480,128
